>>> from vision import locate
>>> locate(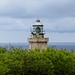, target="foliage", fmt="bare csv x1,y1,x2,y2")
0,46,75,75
